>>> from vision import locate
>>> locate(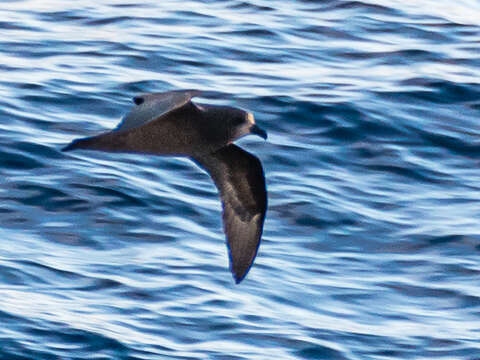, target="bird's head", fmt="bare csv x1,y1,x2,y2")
228,109,267,142
198,104,267,146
